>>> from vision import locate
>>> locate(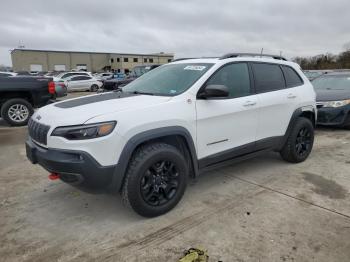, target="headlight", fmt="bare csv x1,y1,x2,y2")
322,99,350,108
51,121,116,140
